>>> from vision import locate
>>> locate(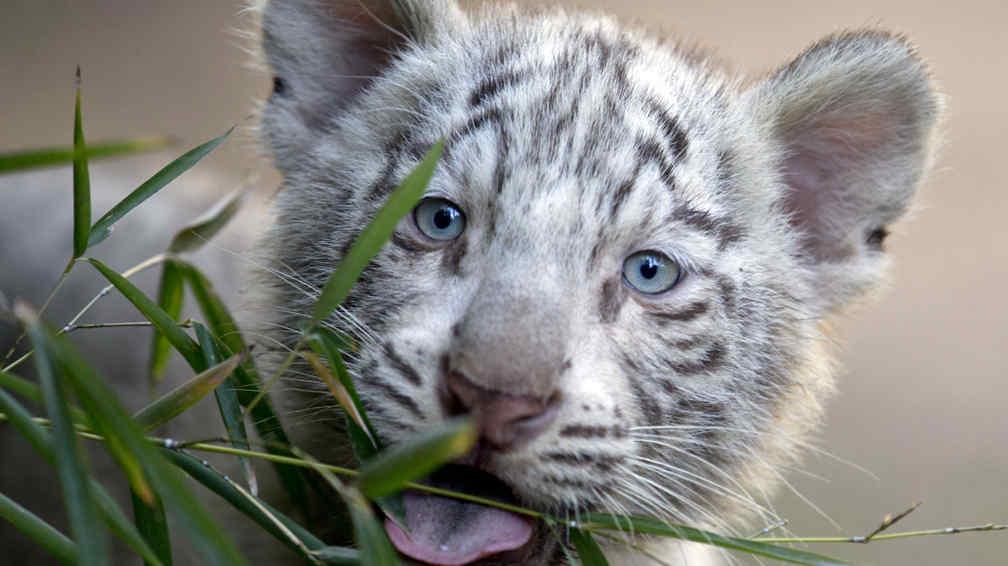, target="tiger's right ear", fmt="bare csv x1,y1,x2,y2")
258,0,463,171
